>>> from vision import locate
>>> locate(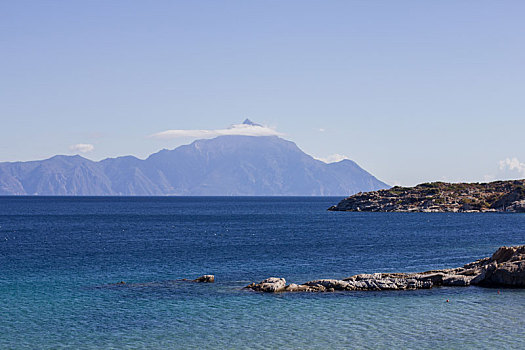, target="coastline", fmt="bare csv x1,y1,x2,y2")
329,180,525,213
